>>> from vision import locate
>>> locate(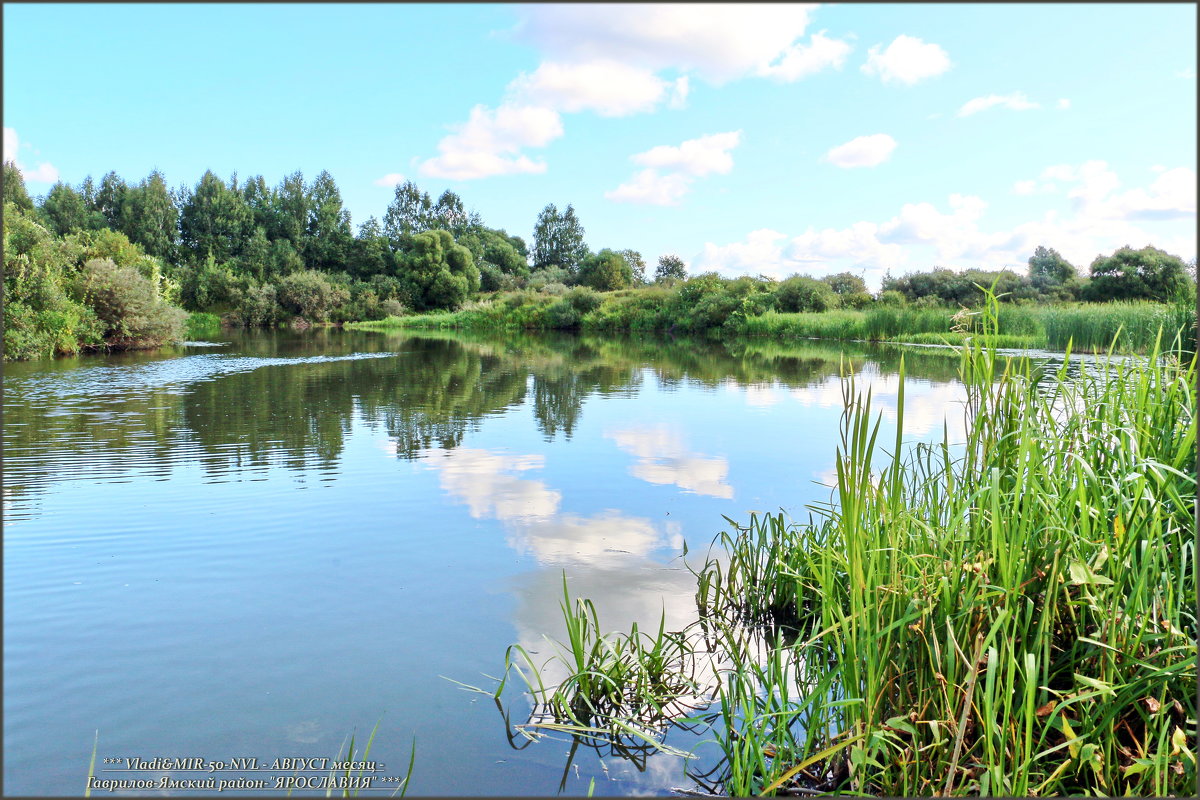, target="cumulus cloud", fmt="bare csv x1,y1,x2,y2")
693,162,1196,288
693,229,794,277
424,5,851,180
418,104,563,180
515,3,823,85
861,35,951,85
957,92,1040,116
373,173,406,187
824,133,897,168
3,127,59,184
1056,98,1071,109
508,59,682,117
604,170,693,206
606,131,741,206
758,31,853,81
